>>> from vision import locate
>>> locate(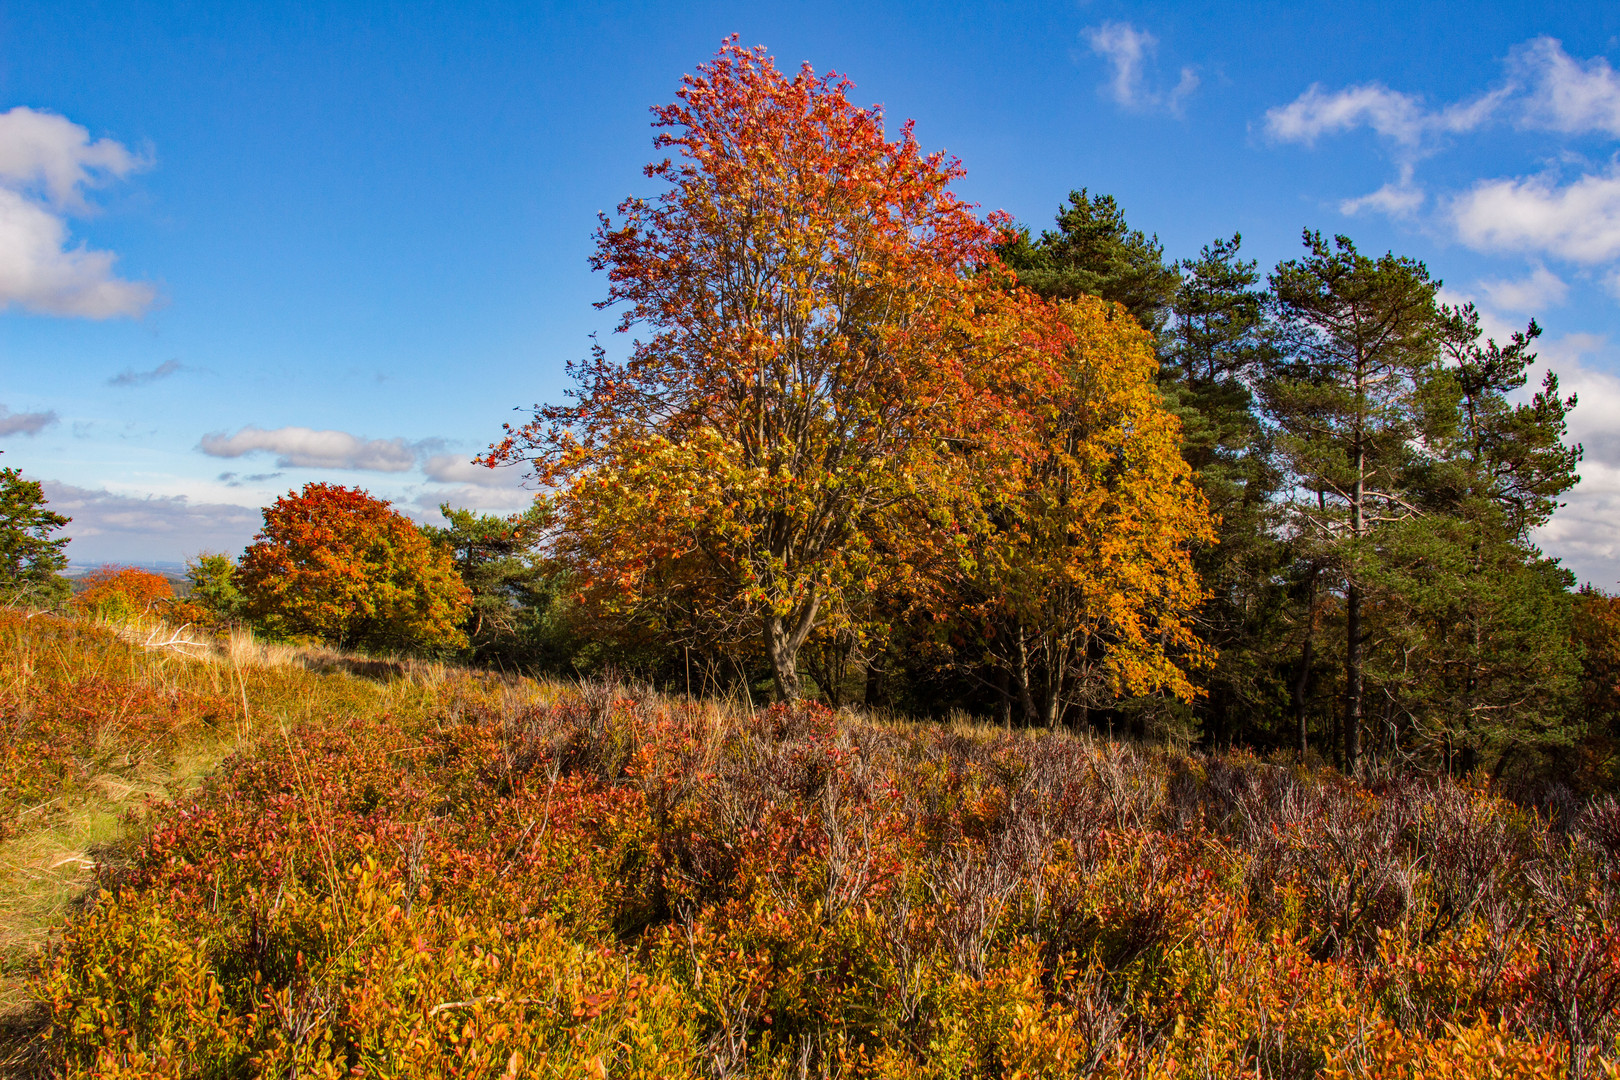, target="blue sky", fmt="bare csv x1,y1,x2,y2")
3,1,1620,586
